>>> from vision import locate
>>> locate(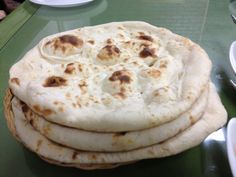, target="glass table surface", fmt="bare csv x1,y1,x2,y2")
0,0,235,176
